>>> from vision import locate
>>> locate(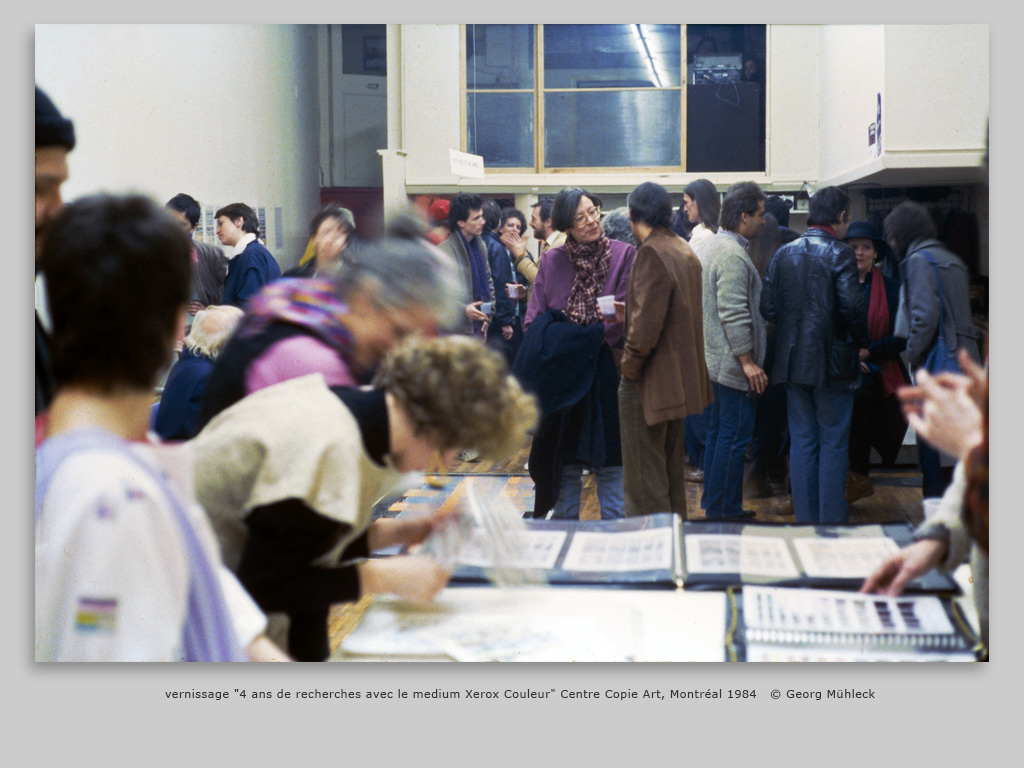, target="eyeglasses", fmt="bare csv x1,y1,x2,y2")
572,207,602,228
